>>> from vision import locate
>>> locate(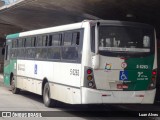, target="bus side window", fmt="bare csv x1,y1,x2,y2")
18,39,23,47
14,39,19,48
12,39,17,48
48,47,60,60
42,35,48,46
12,40,14,48
48,35,53,46
37,36,43,46
72,32,80,45
11,40,17,58
62,47,78,60
53,34,61,46
23,38,26,47
63,32,72,46
26,37,32,47
91,26,95,52
35,48,47,59
31,37,36,47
